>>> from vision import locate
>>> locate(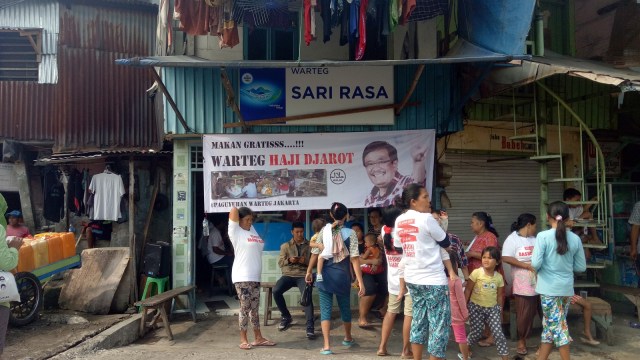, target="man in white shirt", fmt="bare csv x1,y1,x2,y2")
199,216,234,295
